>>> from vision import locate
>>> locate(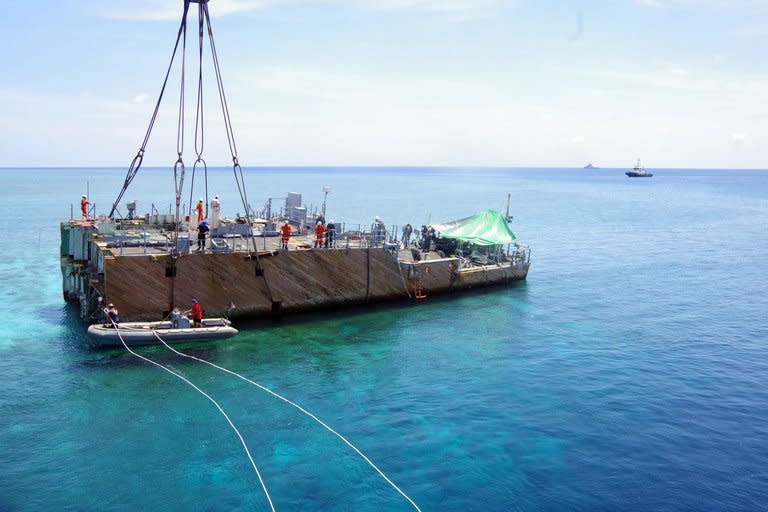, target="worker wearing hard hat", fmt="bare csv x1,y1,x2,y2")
314,220,325,248
280,220,291,250
210,195,221,229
